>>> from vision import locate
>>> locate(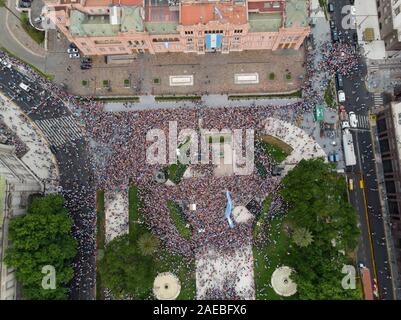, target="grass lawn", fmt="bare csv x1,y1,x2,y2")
253,194,273,239
324,81,336,108
257,136,291,163
228,90,302,100
96,190,105,300
20,13,45,45
167,200,192,240
253,215,296,300
155,249,196,300
129,185,147,239
155,95,201,101
166,162,188,184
